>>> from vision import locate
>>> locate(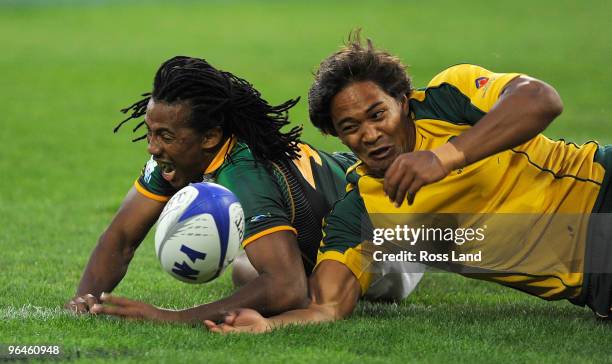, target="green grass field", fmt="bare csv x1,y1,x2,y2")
1,0,611,362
